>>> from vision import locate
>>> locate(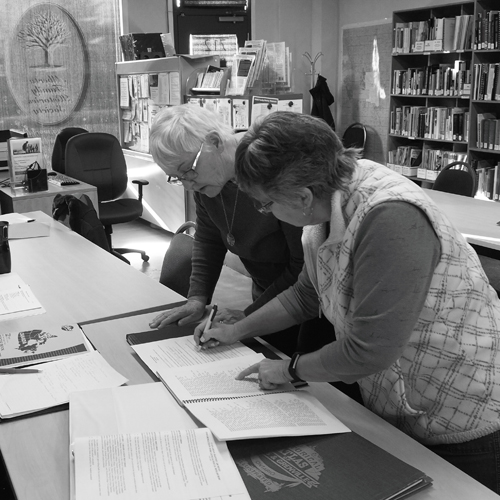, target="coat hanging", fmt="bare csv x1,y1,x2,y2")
310,74,335,131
